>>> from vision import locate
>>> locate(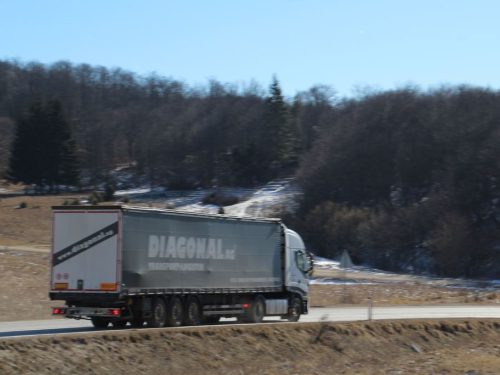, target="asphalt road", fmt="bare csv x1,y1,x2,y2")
2,305,500,339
